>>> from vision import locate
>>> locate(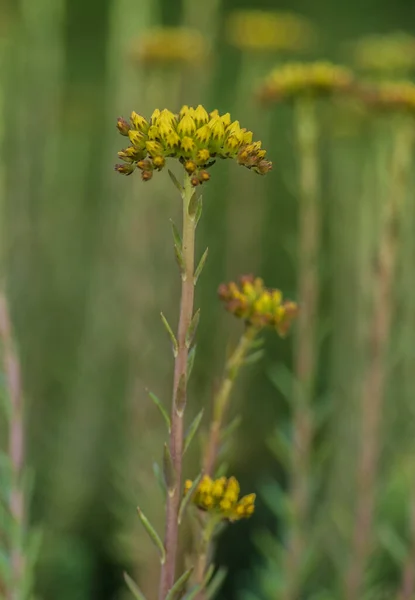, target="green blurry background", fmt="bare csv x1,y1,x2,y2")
1,0,415,599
